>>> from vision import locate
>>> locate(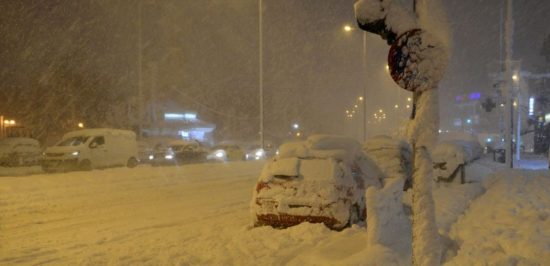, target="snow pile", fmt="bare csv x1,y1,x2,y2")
363,135,412,181
446,170,550,265
364,178,412,265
